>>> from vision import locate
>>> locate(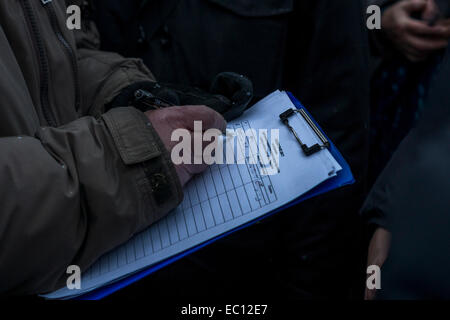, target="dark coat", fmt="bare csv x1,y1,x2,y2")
94,0,293,99
0,0,182,294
